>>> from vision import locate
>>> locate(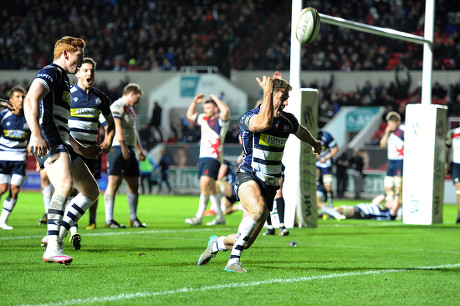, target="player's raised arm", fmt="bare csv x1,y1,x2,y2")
249,76,274,132
186,93,205,122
